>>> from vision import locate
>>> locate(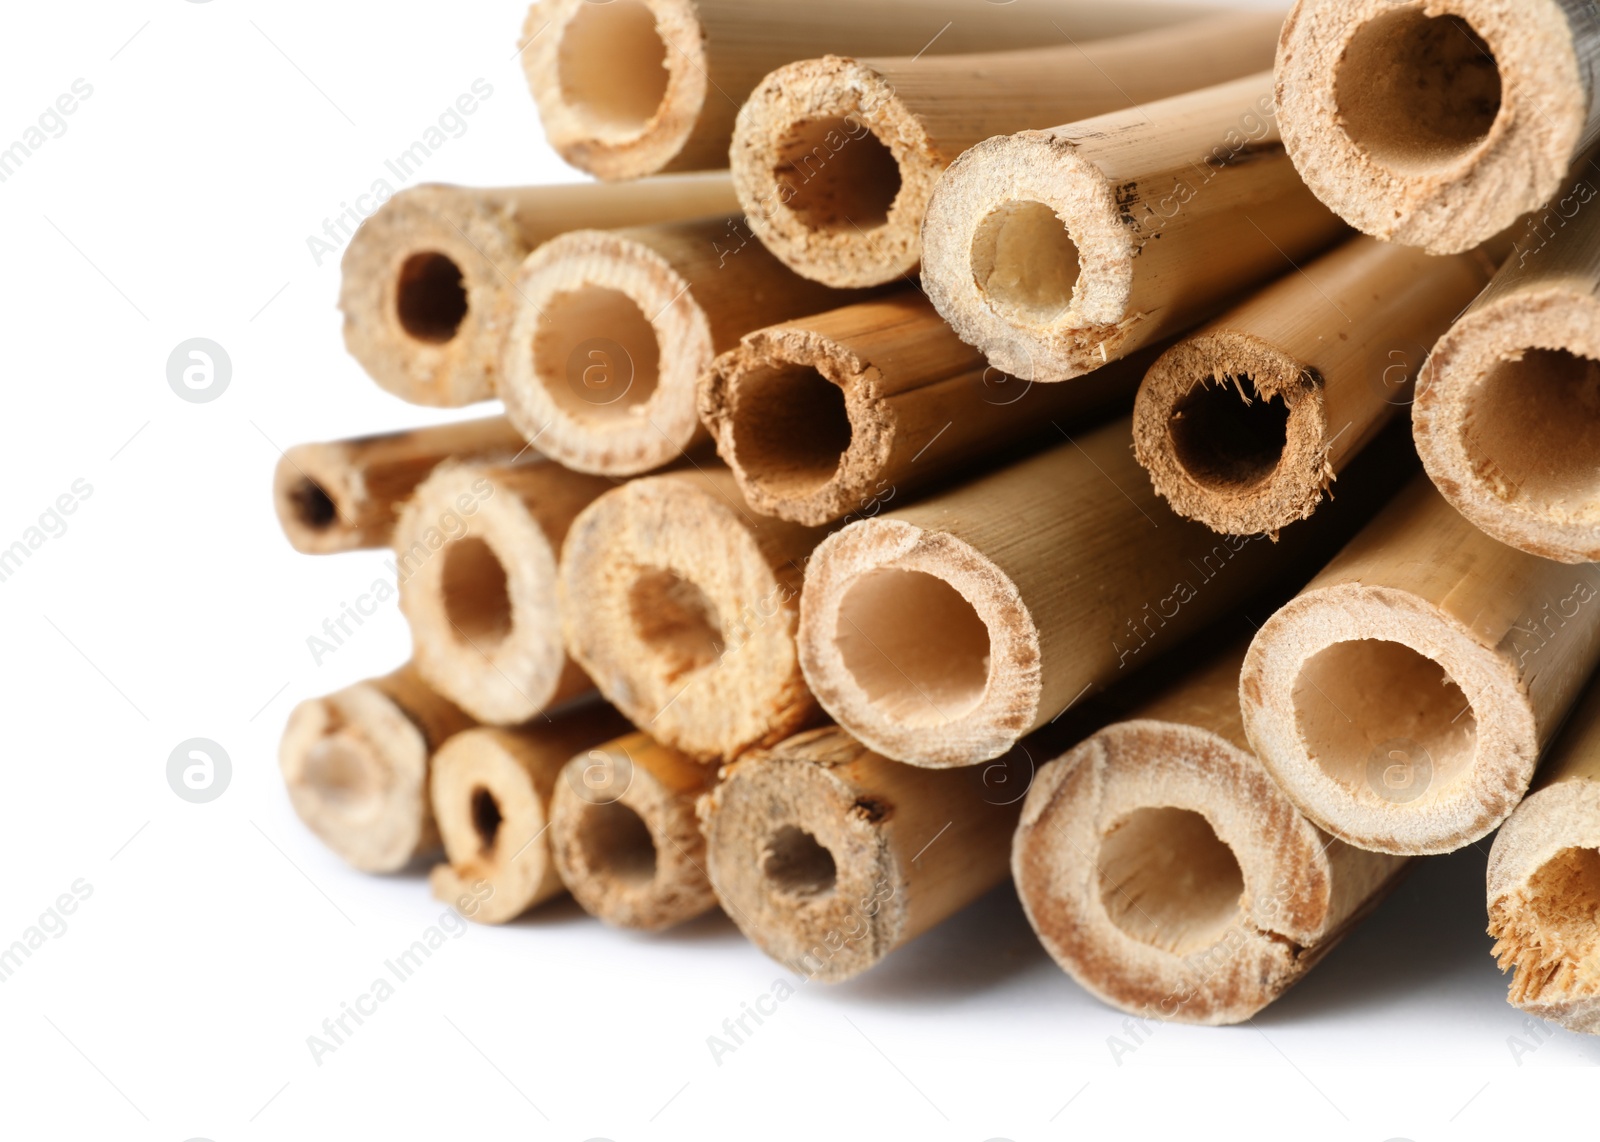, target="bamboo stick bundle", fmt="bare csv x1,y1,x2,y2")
1241,475,1600,855
427,703,632,924
549,731,720,931
1133,236,1498,537
279,664,473,873
1488,674,1600,1033
394,457,614,725
920,73,1348,384
1275,0,1600,254
559,468,830,761
520,0,1221,182
732,11,1285,289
